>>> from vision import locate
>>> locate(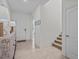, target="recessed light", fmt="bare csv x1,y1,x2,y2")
24,0,28,2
